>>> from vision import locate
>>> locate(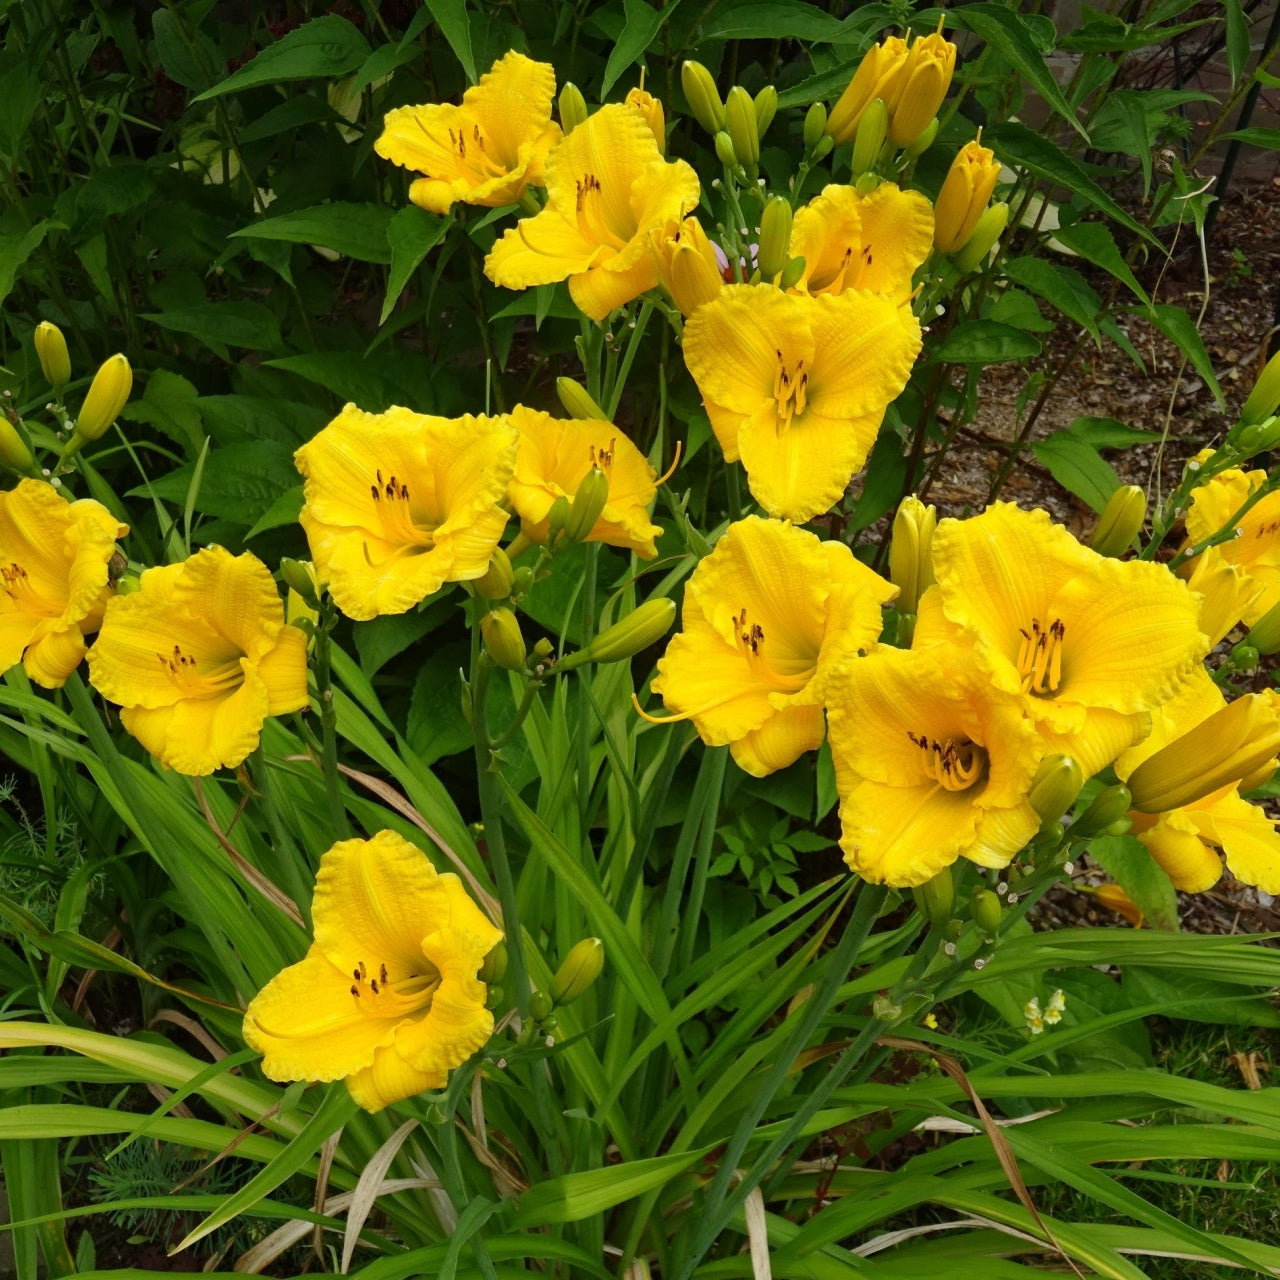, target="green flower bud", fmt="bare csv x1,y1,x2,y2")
851,98,888,176
725,86,759,170
777,255,807,291
757,196,793,281
1231,642,1260,671
532,636,554,659
479,940,508,984
753,85,777,139
480,607,527,672
582,597,676,664
529,990,553,1021
1072,784,1132,837
559,82,588,134
1037,820,1066,849
1247,598,1280,655
74,353,132,442
1233,415,1280,457
564,465,610,544
894,610,916,648
810,134,834,162
33,321,71,392
556,375,608,421
971,887,1002,936
904,116,939,158
279,557,320,606
474,546,515,600
484,984,505,1010
1089,484,1147,557
1029,754,1084,828
713,130,738,168
546,494,572,543
854,170,880,196
549,937,604,1004
682,61,725,134
1242,347,1280,426
953,201,1010,274
1101,817,1132,837
512,566,536,597
0,418,35,474
911,866,954,926
803,102,828,152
